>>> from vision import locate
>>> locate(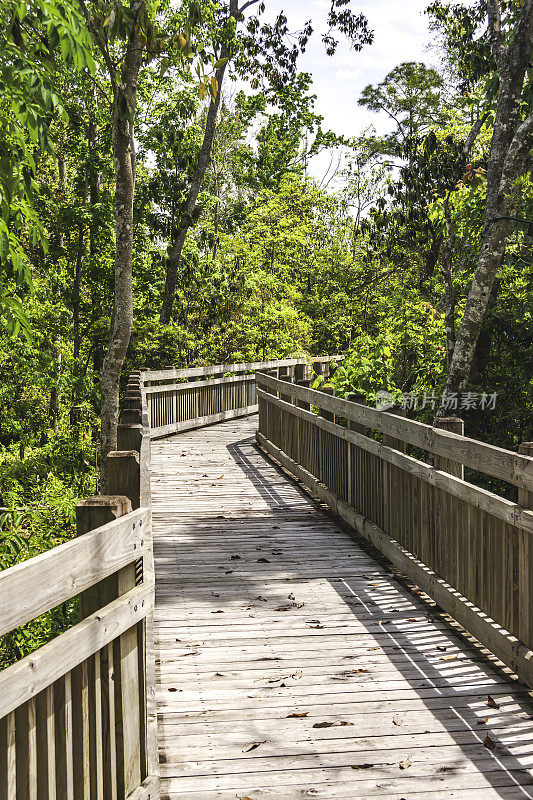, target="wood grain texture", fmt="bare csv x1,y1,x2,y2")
150,416,533,800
